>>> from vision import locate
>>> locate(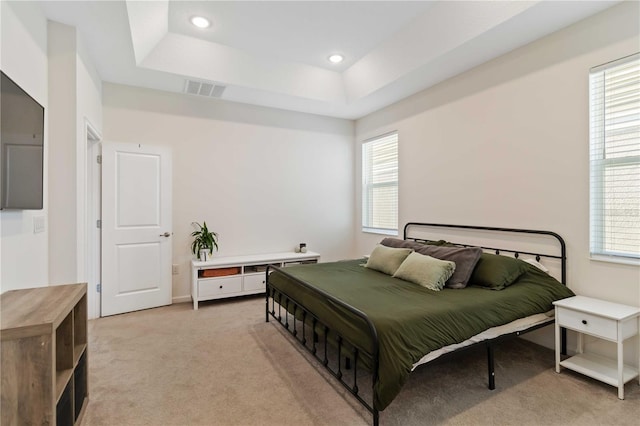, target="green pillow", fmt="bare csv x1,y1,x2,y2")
365,245,413,276
470,253,528,290
393,252,456,291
